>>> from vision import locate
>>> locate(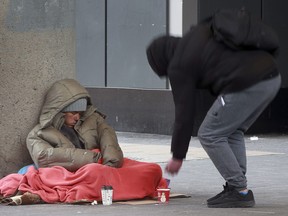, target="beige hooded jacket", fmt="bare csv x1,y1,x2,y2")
26,79,123,172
